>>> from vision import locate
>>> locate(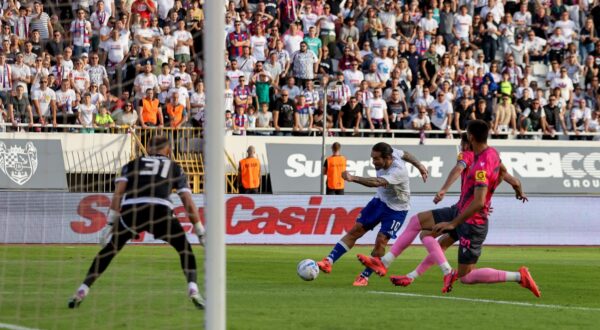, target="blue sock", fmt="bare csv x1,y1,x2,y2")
327,242,349,263
361,268,374,278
